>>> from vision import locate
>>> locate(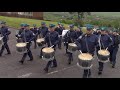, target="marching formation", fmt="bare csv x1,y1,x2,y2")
0,21,120,78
